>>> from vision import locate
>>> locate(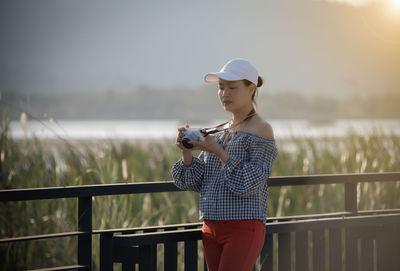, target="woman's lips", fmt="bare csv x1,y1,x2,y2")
223,101,232,106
